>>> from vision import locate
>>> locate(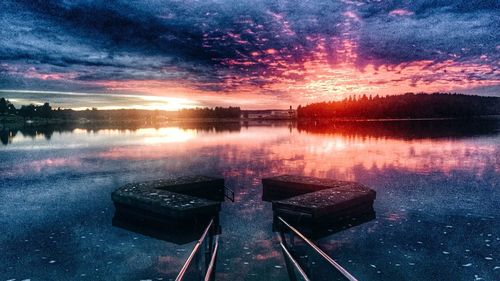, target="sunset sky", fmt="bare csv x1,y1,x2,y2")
0,0,499,110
